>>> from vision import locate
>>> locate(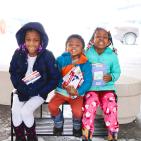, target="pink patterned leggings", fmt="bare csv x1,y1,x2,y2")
82,91,119,139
